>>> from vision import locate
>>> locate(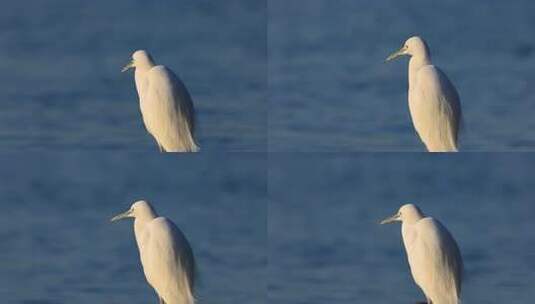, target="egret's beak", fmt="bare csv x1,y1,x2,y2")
385,46,407,62
111,209,133,222
121,60,135,72
380,213,400,224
